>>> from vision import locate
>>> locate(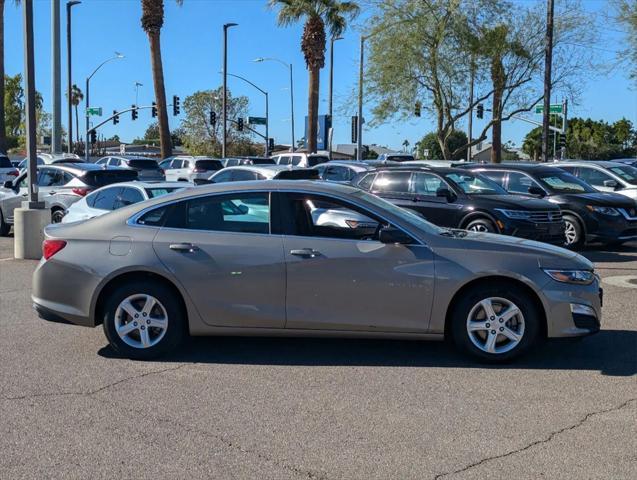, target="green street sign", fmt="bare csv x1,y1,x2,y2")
535,104,562,114
86,107,102,116
248,116,267,125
